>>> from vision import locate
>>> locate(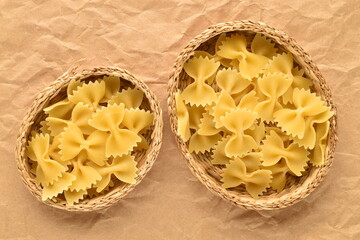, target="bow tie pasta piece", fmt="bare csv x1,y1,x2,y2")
221,158,272,198
68,76,120,103
43,98,75,120
192,52,217,85
90,155,138,193
194,33,231,70
264,53,293,75
67,79,84,96
309,121,330,166
212,90,236,128
42,172,76,201
108,88,144,109
59,122,108,166
261,130,309,176
175,91,191,141
217,34,247,59
211,136,232,165
254,73,292,122
68,80,105,110
188,107,222,154
251,33,278,59
264,53,313,104
26,133,66,186
47,102,95,136
69,153,102,191
122,108,154,133
198,111,222,136
122,108,154,149
188,131,222,154
262,160,289,192
182,56,220,106
217,34,270,79
64,189,87,206
215,68,252,95
220,108,258,157
274,88,333,140
100,76,121,102
288,110,332,149
89,104,141,157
